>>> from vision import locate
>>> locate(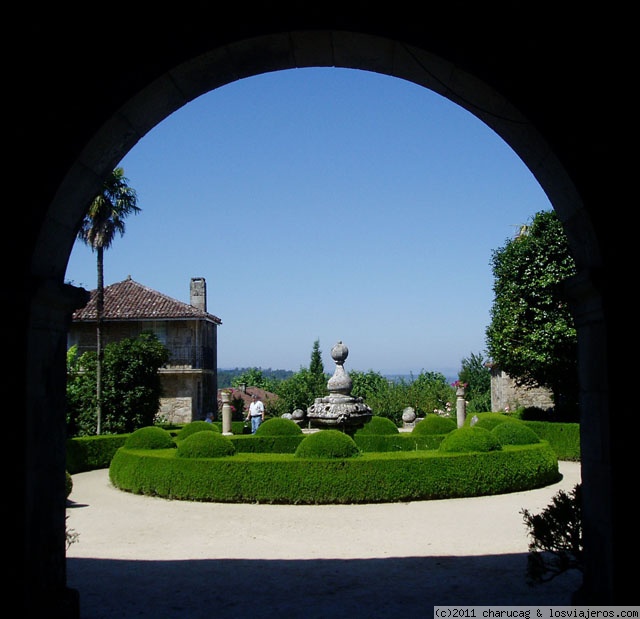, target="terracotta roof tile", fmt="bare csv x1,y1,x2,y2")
72,277,222,324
